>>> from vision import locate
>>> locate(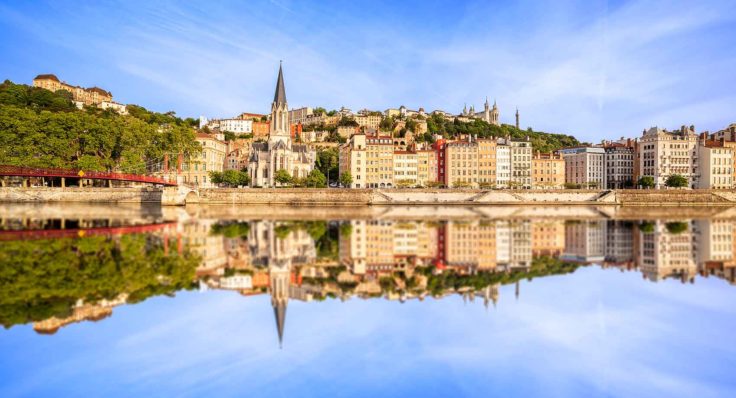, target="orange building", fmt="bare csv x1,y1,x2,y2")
532,152,565,189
